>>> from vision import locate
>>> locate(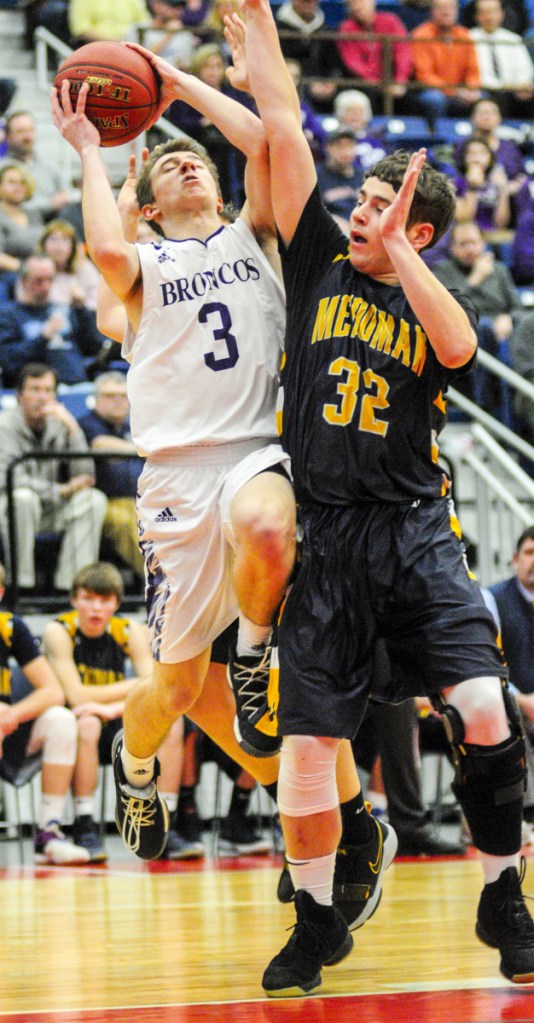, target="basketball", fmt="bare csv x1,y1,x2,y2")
54,42,160,148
